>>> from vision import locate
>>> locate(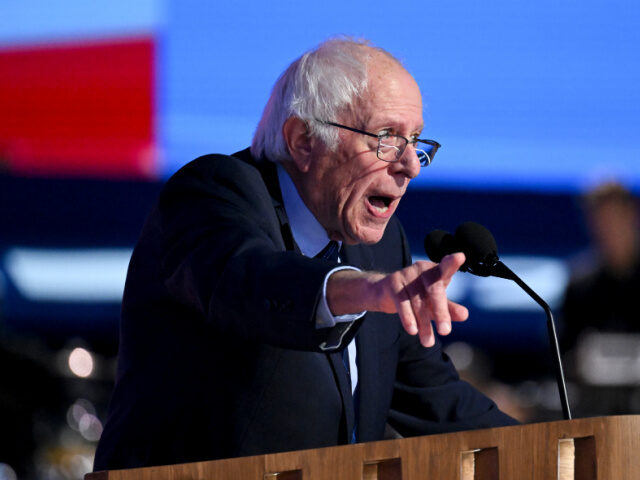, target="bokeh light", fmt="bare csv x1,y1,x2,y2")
68,348,94,378
0,464,18,480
